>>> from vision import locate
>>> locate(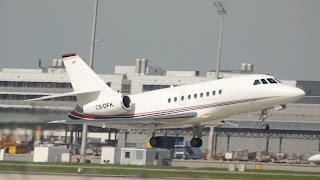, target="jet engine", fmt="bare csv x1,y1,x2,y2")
82,95,133,116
